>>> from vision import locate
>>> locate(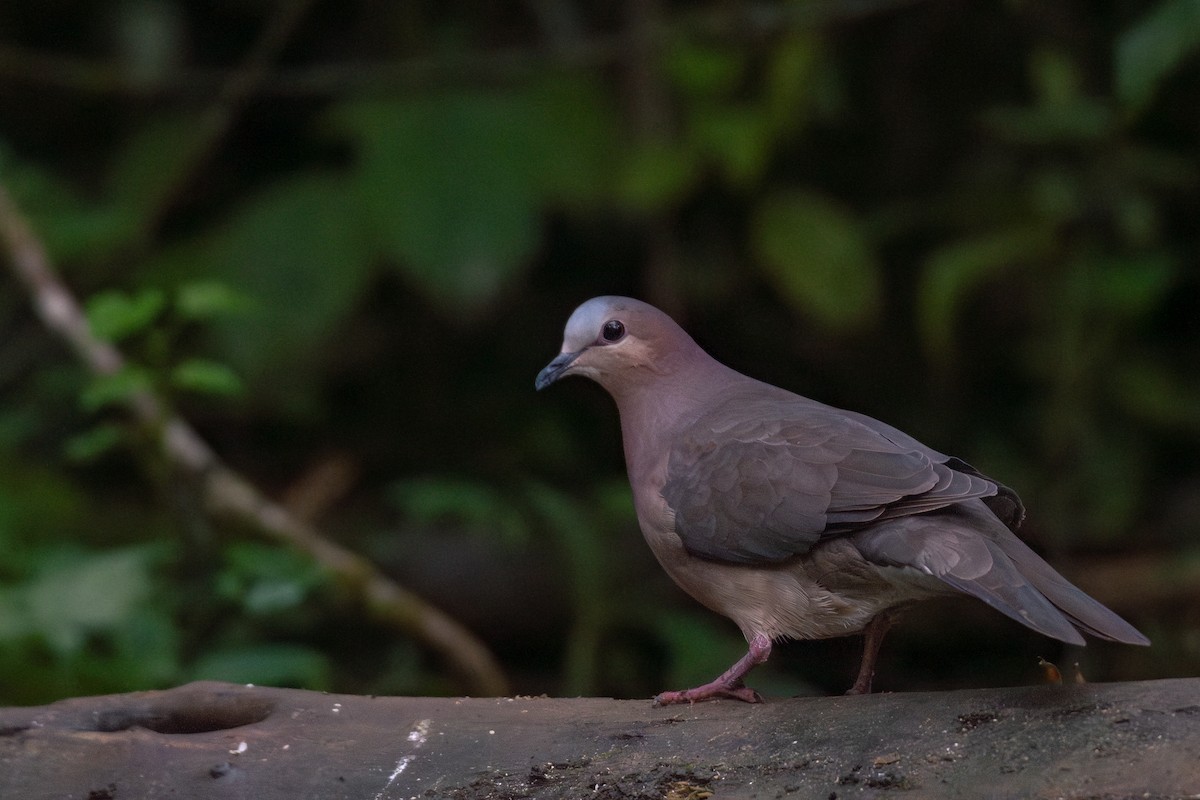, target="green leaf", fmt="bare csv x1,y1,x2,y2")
108,606,181,686
170,359,243,397
0,465,87,559
665,39,745,98
217,542,327,615
765,33,822,129
223,542,322,582
1028,170,1082,223
520,77,621,206
692,105,771,187
333,93,543,314
221,542,325,590
388,476,526,545
25,547,156,654
175,281,252,320
982,100,1114,145
1031,49,1084,105
241,581,308,615
80,365,154,412
63,423,126,462
1116,0,1200,115
750,190,881,330
1091,253,1176,318
85,288,166,342
180,172,371,407
616,141,701,212
191,643,331,689
917,227,1055,363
